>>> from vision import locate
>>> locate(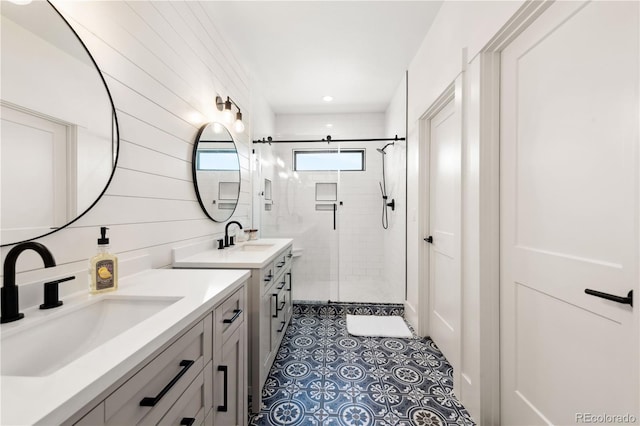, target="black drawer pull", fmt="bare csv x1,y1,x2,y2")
276,280,286,290
264,273,273,282
223,309,242,324
287,253,293,258
277,321,286,332
272,293,279,318
217,365,228,412
140,360,194,407
286,272,292,292
277,300,286,312
276,261,285,268
180,418,195,426
585,289,633,306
